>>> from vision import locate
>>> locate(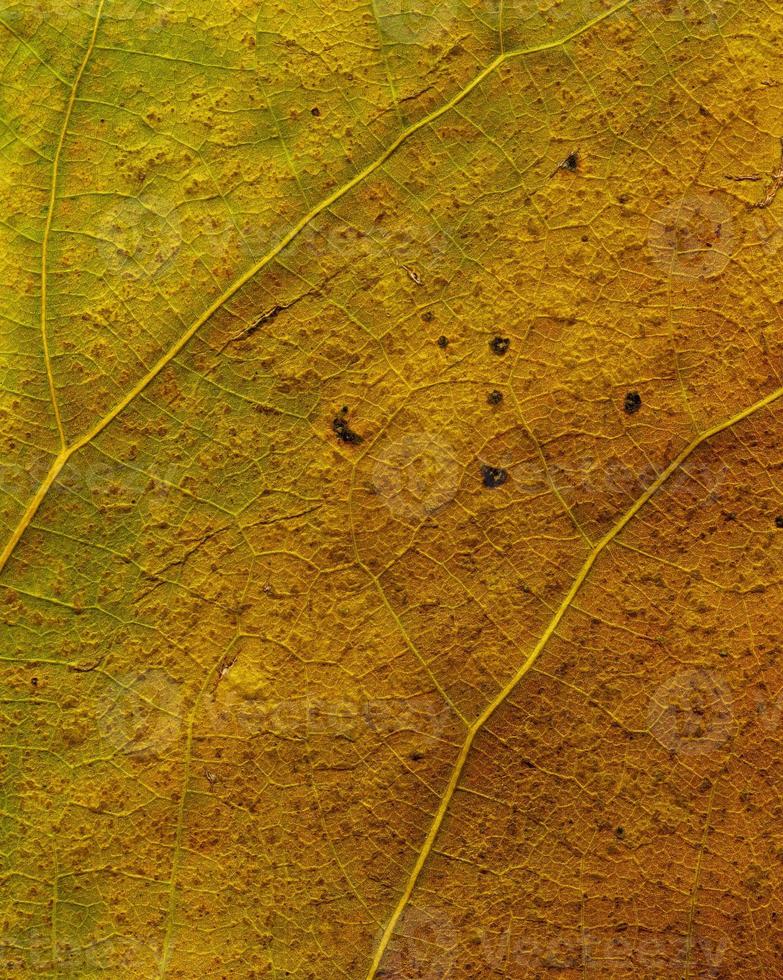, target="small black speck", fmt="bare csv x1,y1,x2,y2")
31,677,38,686
481,464,508,489
624,390,642,415
489,336,510,356
311,106,321,117
437,335,449,349
615,826,625,838
332,412,363,444
563,151,579,171
581,234,589,242
487,389,503,406
422,310,434,323
775,515,783,529
410,751,424,762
